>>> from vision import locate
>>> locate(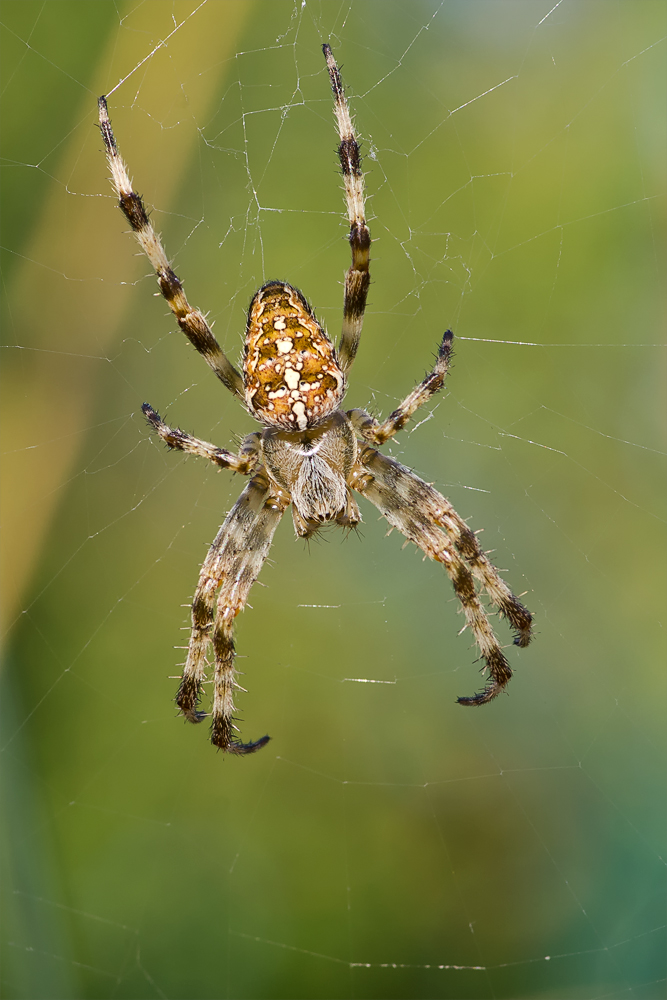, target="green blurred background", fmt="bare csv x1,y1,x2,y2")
1,2,665,998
